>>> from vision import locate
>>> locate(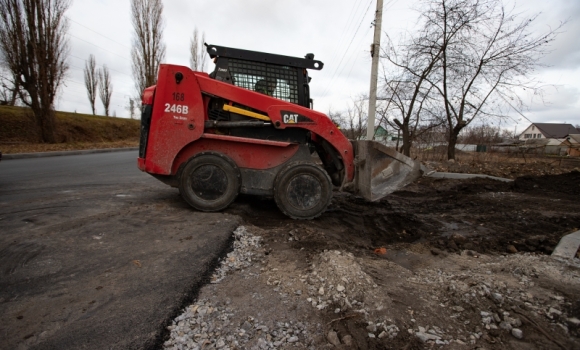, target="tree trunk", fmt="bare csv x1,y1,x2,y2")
9,80,19,105
447,132,456,160
401,125,412,156
34,102,57,143
447,122,465,160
